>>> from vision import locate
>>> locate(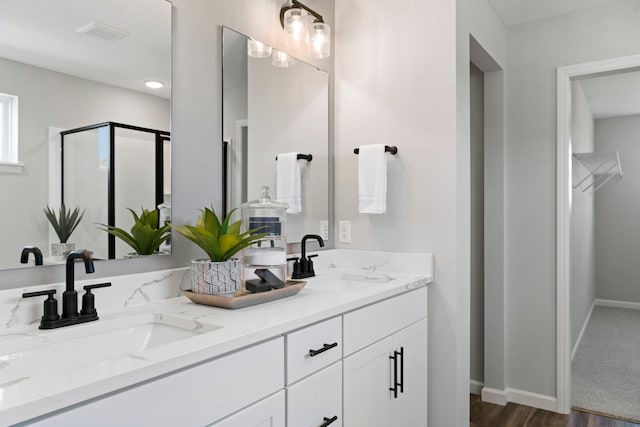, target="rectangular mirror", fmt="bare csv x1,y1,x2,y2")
0,0,172,269
222,26,329,243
